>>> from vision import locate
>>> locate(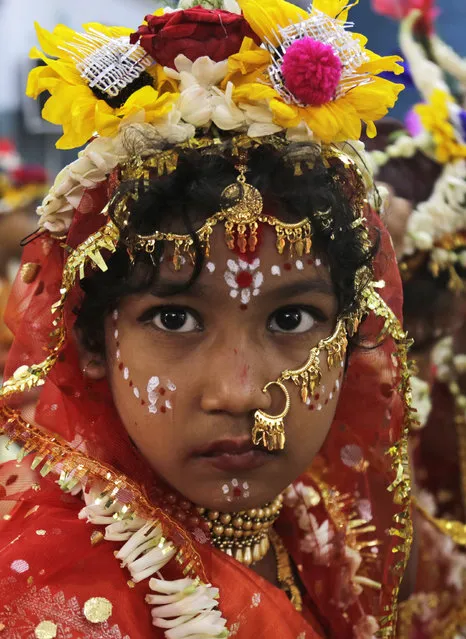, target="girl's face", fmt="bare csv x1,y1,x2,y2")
103,226,342,511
